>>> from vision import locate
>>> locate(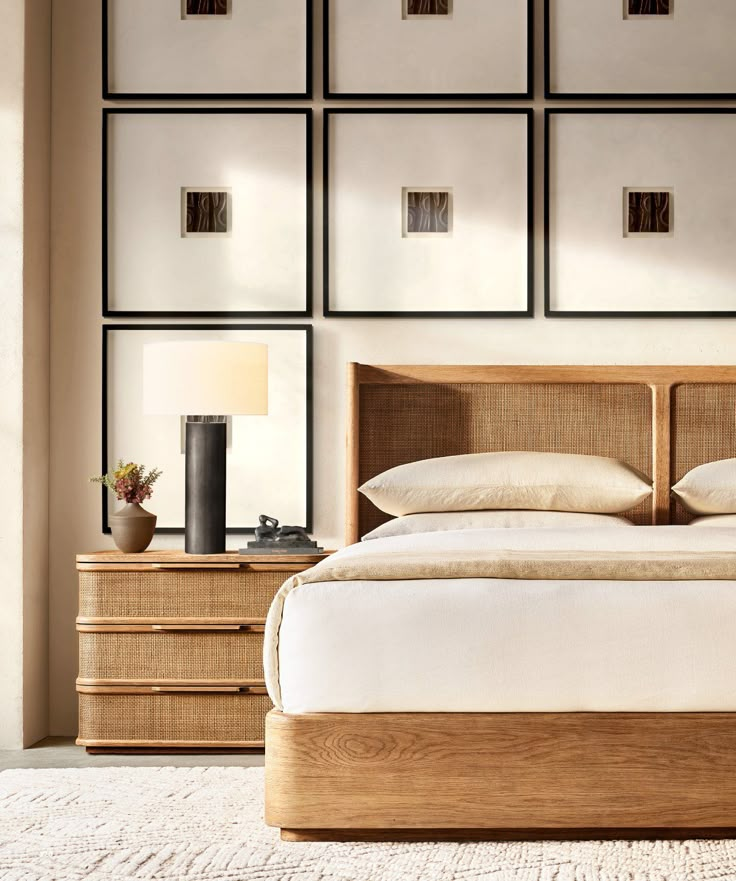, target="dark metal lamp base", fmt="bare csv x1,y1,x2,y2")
185,420,227,555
